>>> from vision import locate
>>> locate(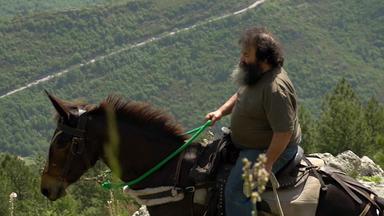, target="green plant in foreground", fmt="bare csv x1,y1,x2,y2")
242,154,269,216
